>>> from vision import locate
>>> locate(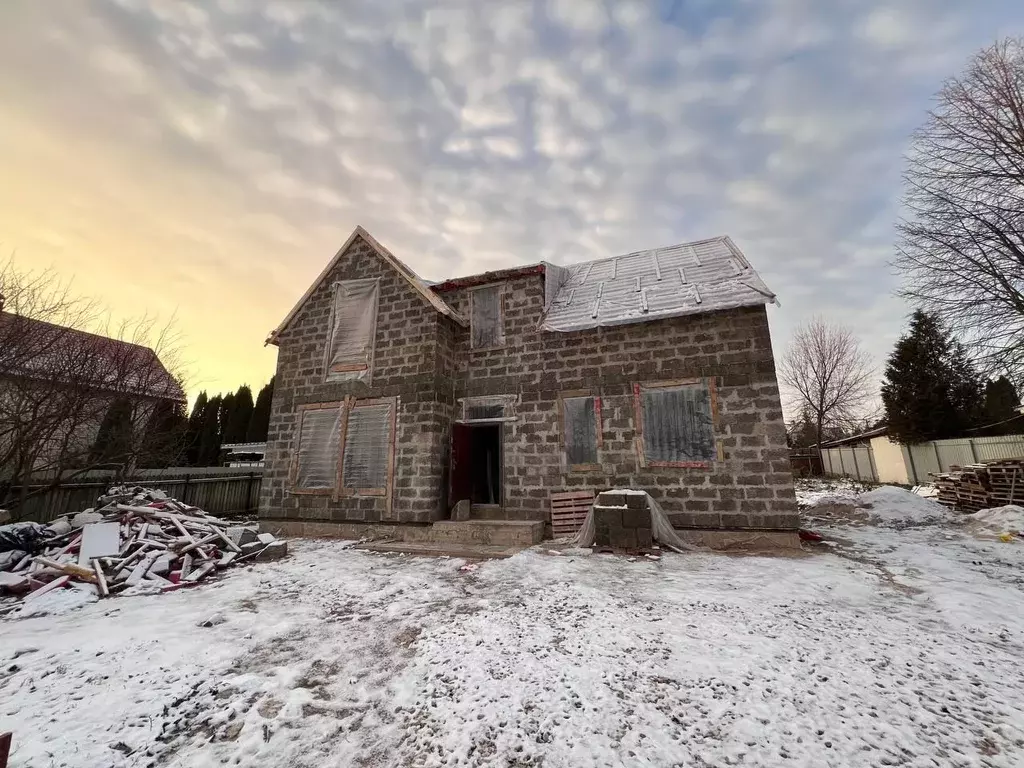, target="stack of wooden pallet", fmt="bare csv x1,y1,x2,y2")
930,458,1024,511
985,459,1024,505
